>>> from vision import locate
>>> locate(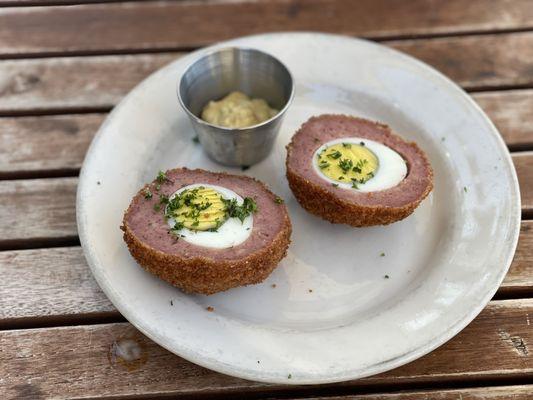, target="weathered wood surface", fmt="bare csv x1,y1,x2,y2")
514,152,533,217
474,90,533,151
303,386,533,399
0,220,531,327
1,0,533,57
390,32,533,91
0,246,115,329
0,53,178,114
0,177,77,247
0,114,103,179
0,299,531,399
0,153,529,245
1,90,531,178
1,32,533,115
